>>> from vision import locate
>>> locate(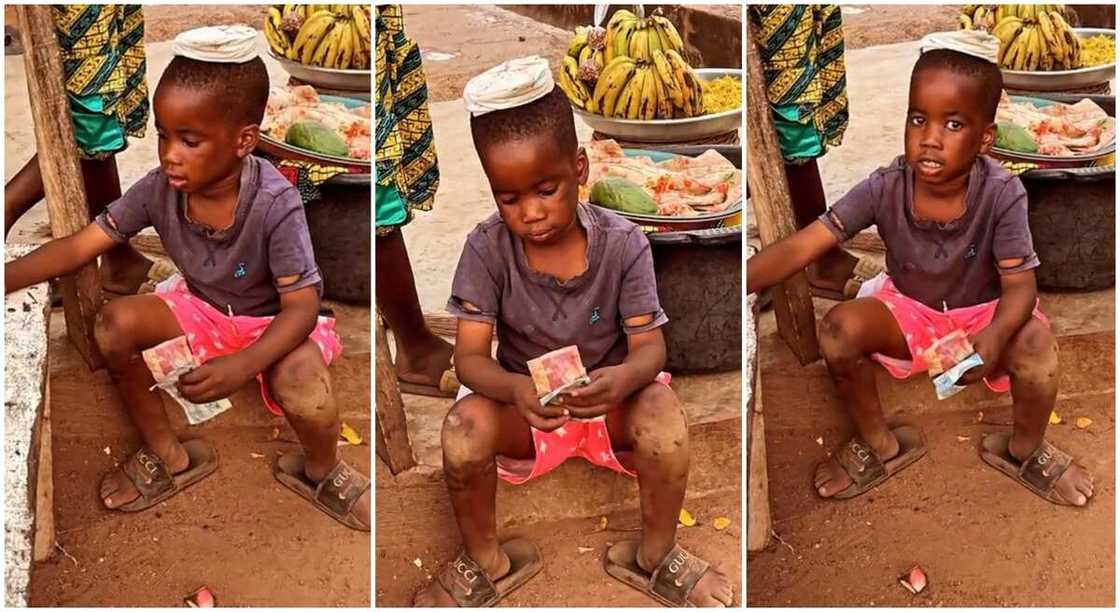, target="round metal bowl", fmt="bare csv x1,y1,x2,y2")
1001,28,1115,92
268,49,370,93
588,147,741,231
257,94,371,171
991,95,1115,165
573,68,742,142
